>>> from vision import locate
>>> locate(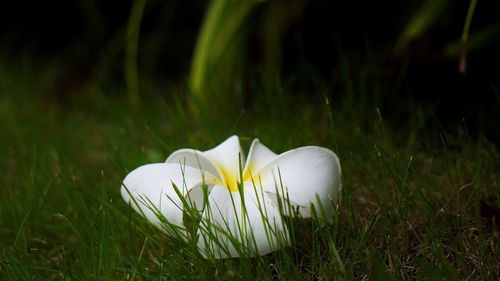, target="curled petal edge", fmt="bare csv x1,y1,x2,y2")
255,146,341,220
